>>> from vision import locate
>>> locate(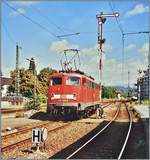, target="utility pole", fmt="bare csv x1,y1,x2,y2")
122,31,149,85
128,71,130,97
137,69,142,104
96,12,119,101
15,44,22,97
